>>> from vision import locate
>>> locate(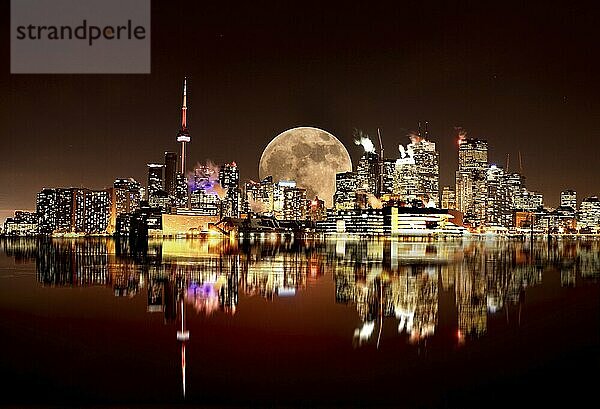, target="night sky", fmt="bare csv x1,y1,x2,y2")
1,0,599,222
